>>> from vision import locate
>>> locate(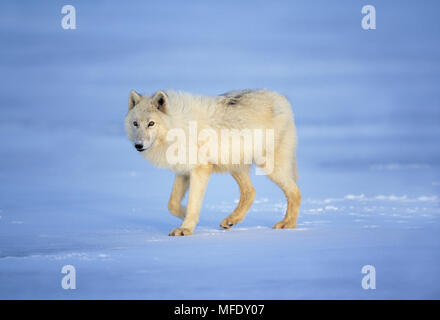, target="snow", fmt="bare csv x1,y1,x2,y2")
1,0,440,299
